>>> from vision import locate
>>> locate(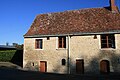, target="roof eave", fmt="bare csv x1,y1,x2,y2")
24,31,120,38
